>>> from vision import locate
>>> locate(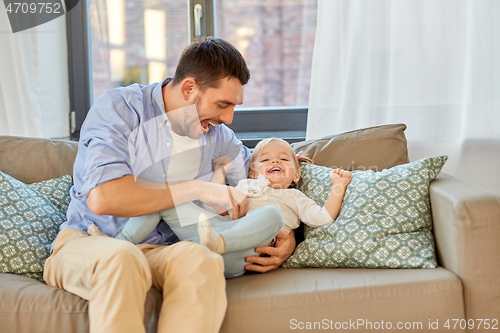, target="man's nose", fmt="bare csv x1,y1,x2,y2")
220,107,235,125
